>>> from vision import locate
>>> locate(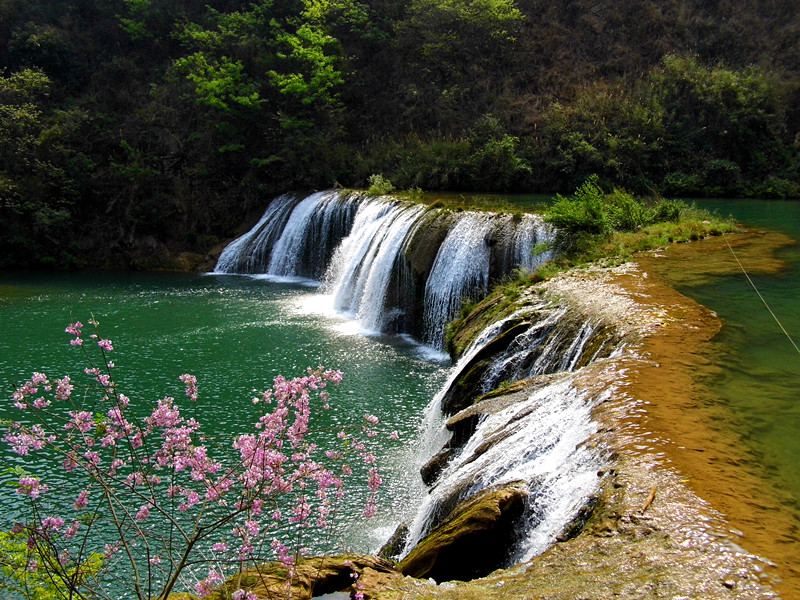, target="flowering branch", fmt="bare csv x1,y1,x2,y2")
2,319,390,600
